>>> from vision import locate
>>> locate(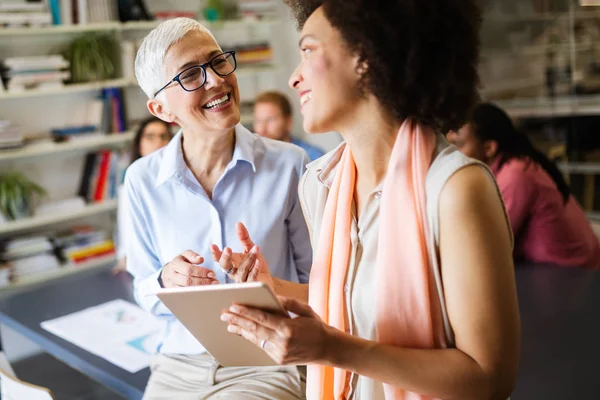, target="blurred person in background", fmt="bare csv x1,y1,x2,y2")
448,102,600,268
254,90,325,161
115,116,173,272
